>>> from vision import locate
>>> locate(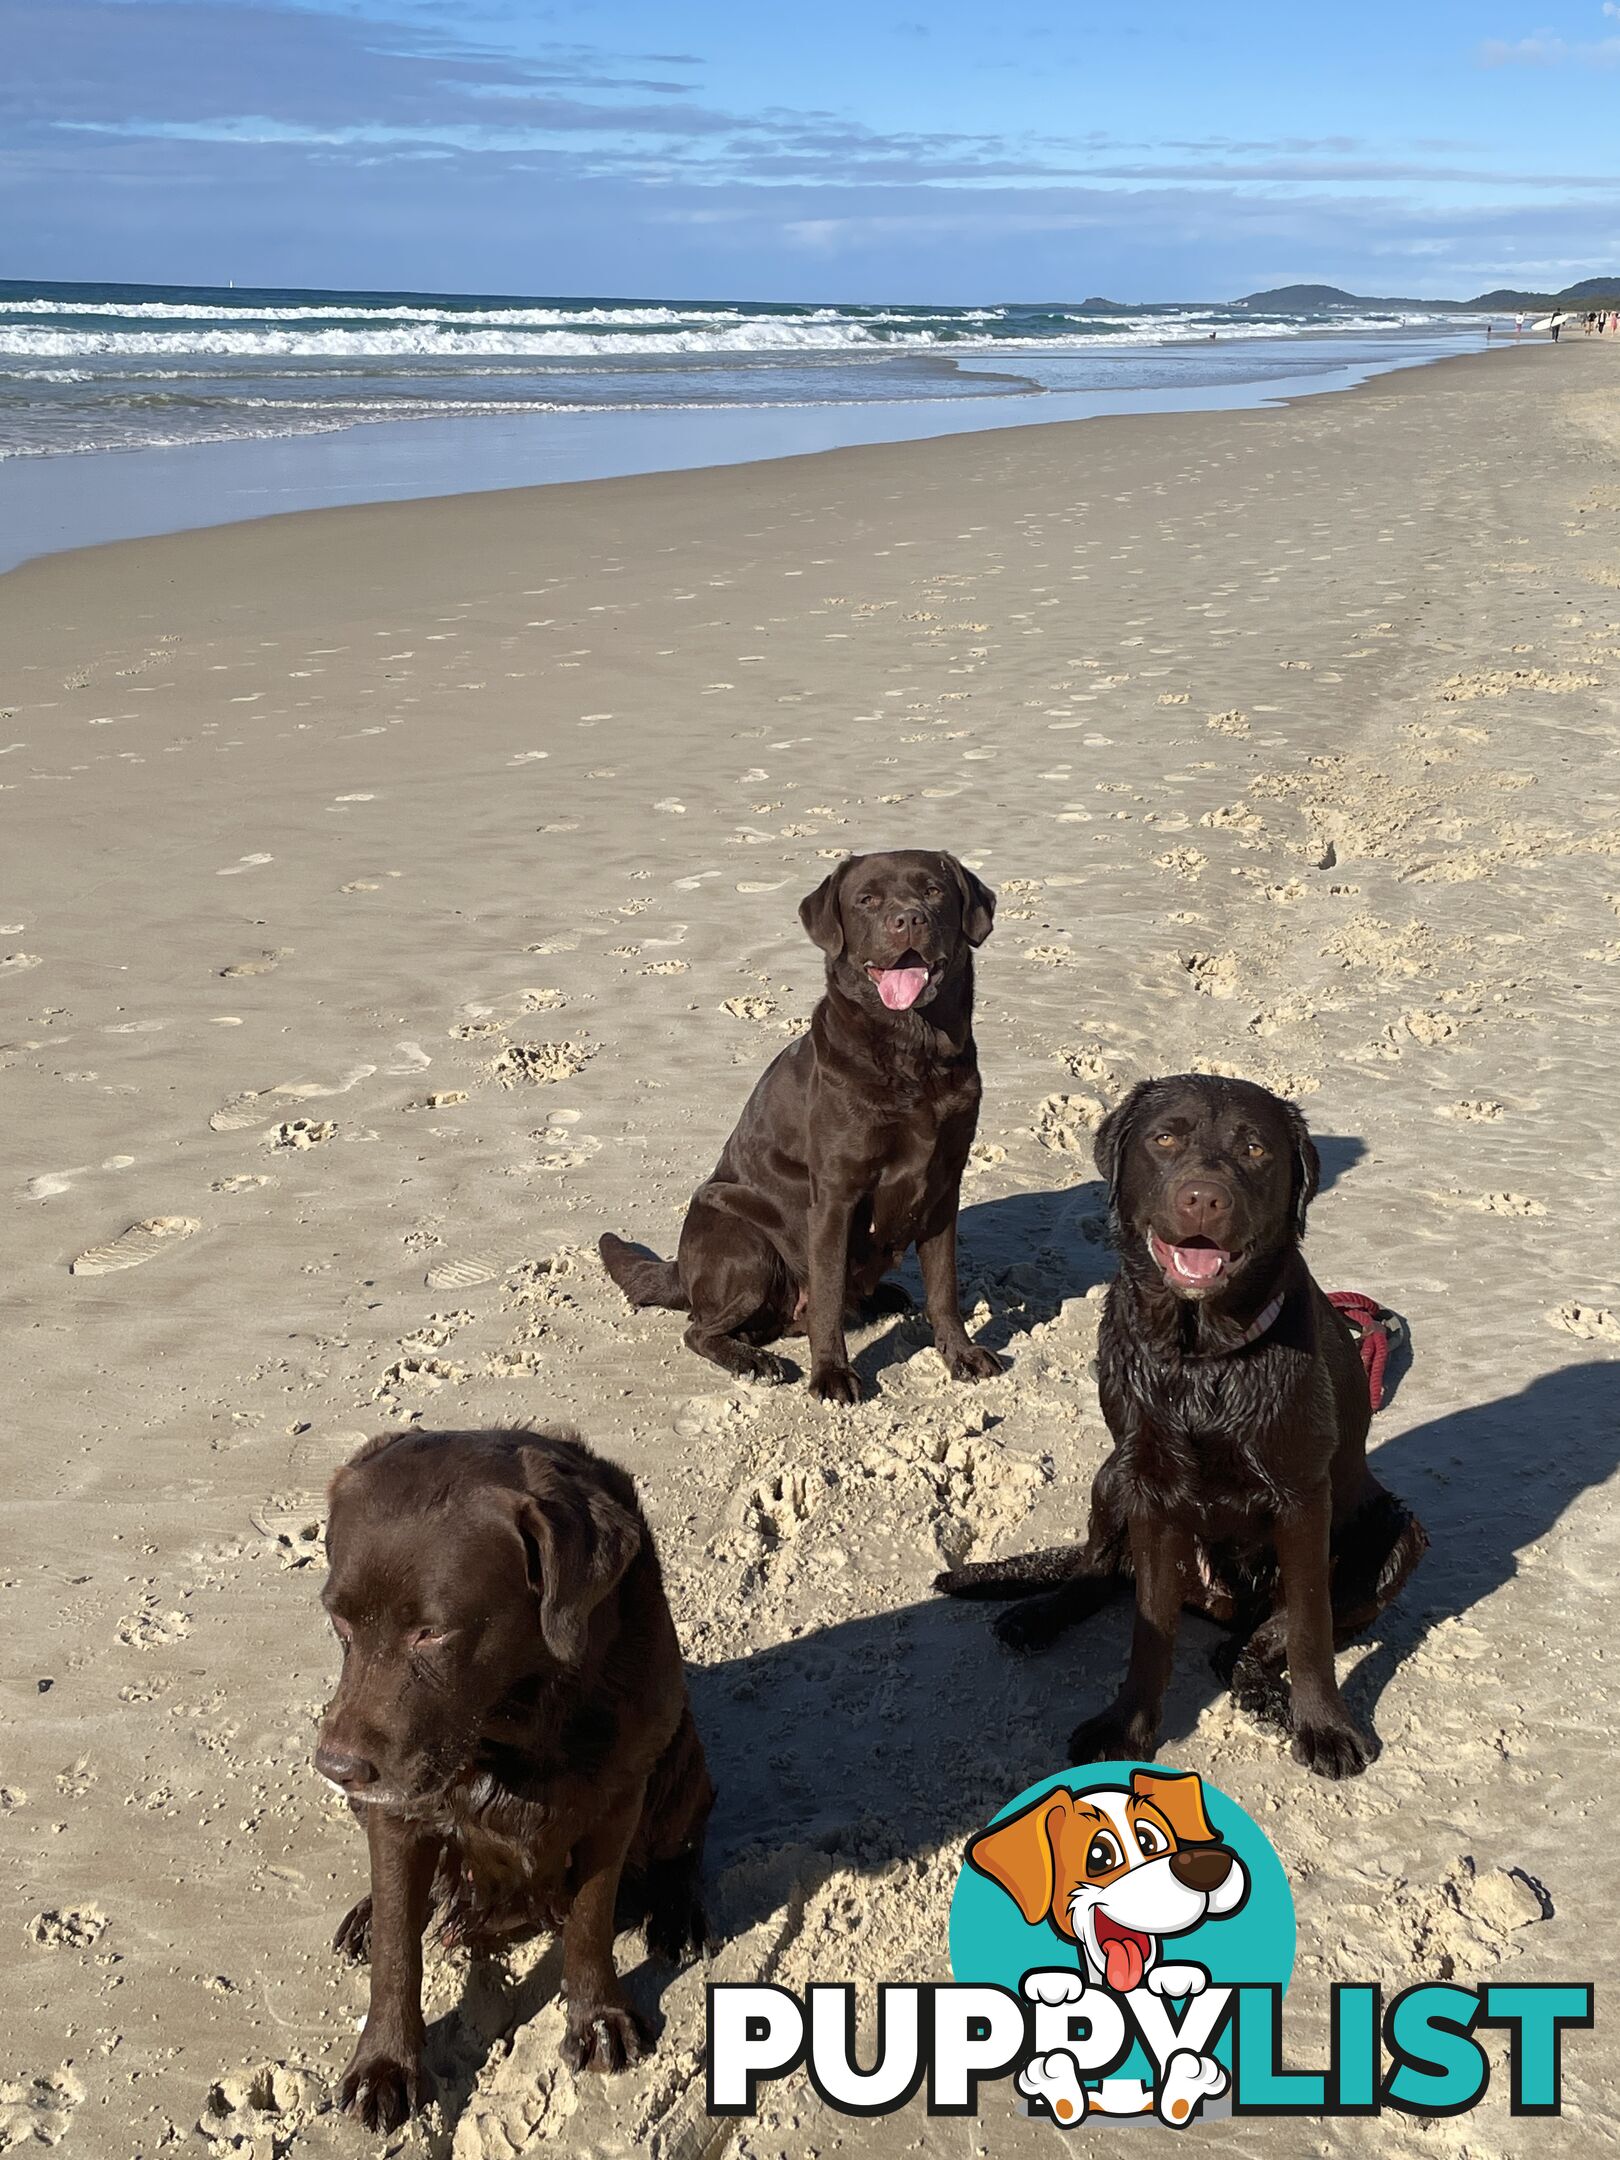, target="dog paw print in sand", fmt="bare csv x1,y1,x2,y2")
0,2066,84,2147
0,951,42,974
1036,1093,1107,1157
71,1216,201,1276
115,1601,193,1650
722,993,778,1022
266,1118,336,1149
1179,949,1241,998
27,1906,108,1951
1426,1190,1547,1219
1547,1303,1620,1344
198,2064,325,2152
490,1039,594,1088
